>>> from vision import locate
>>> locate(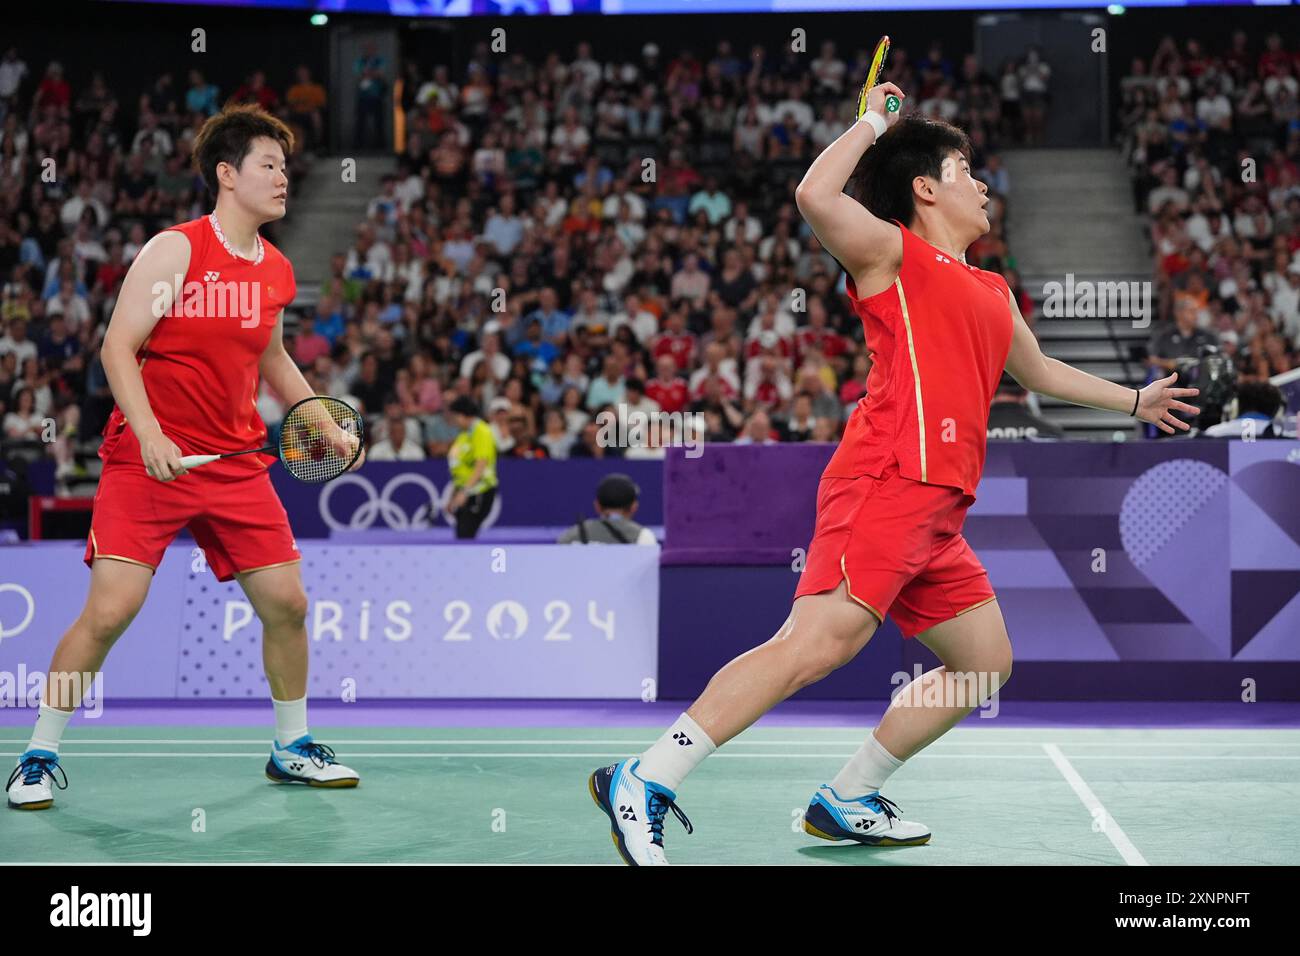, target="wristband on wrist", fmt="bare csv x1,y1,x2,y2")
859,110,887,139
1129,388,1140,417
